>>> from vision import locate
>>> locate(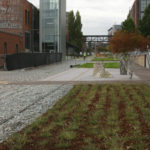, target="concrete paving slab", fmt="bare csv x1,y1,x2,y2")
42,68,140,82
